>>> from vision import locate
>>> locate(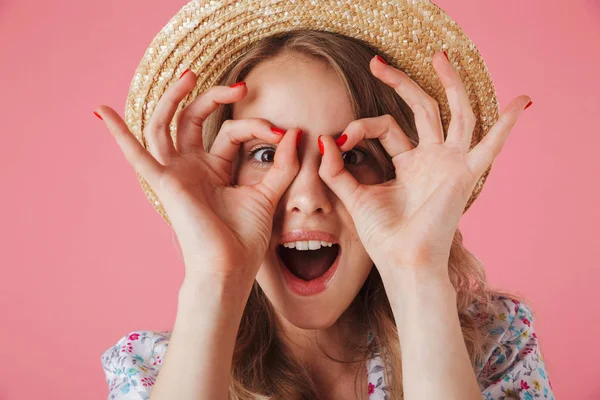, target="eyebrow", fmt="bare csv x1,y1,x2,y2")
243,131,346,146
